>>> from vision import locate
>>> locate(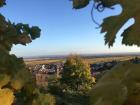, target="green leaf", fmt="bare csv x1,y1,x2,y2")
73,0,89,9
72,0,140,47
101,0,140,46
0,0,6,7
30,26,41,40
101,15,128,47
0,74,10,88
